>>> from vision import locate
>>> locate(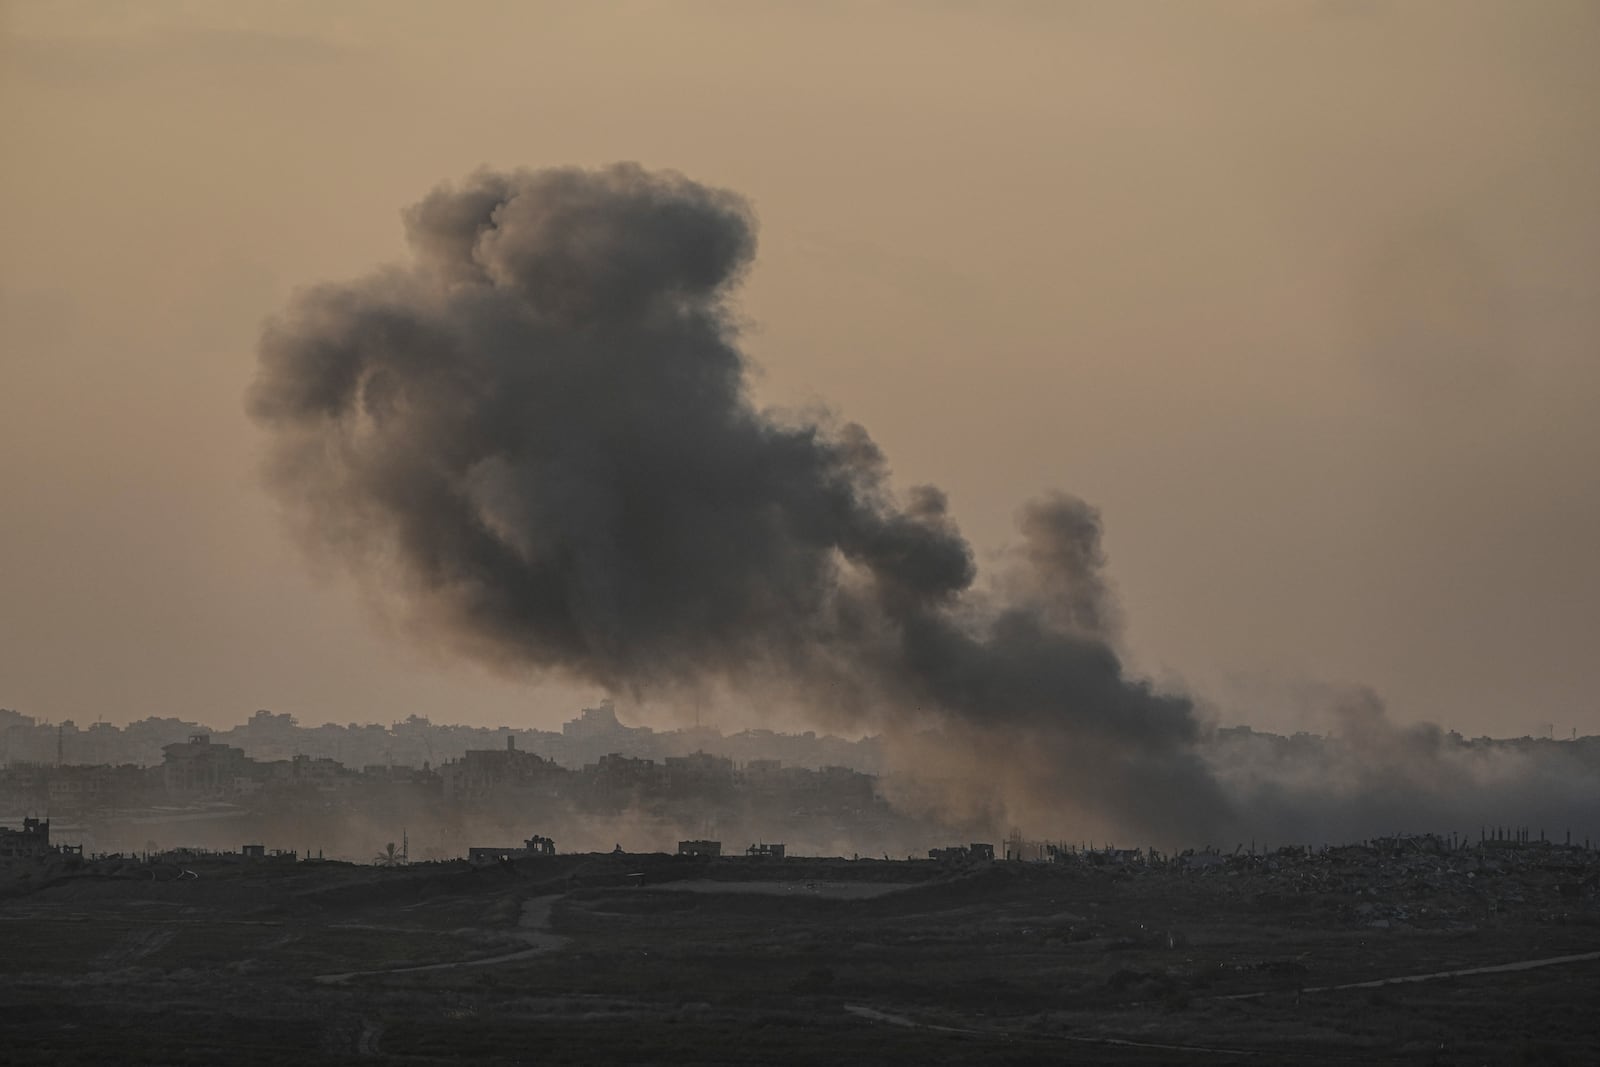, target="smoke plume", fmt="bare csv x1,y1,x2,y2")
249,163,1229,842
1203,685,1600,849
